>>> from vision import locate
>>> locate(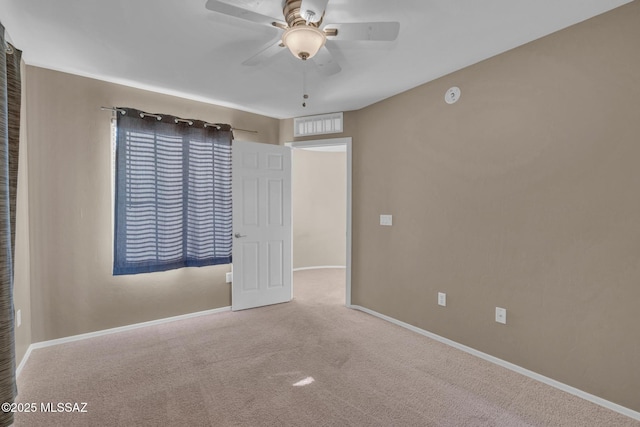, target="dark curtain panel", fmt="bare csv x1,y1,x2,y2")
114,108,233,275
0,23,22,427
